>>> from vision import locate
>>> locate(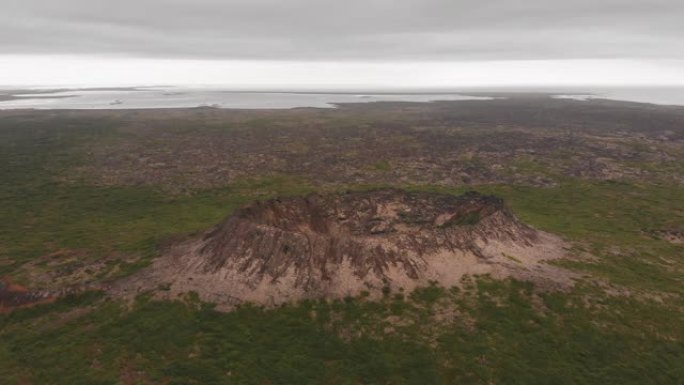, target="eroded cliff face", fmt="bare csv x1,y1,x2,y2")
114,190,575,309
